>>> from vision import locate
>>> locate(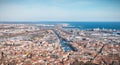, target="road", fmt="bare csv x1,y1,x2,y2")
52,29,77,52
